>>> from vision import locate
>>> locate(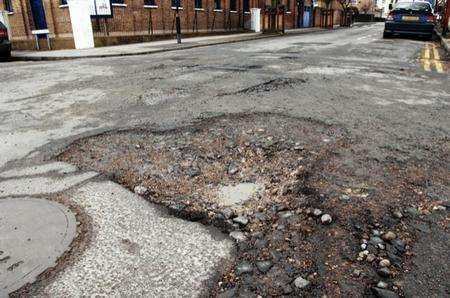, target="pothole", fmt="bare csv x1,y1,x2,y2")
56,113,449,297
217,78,307,97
